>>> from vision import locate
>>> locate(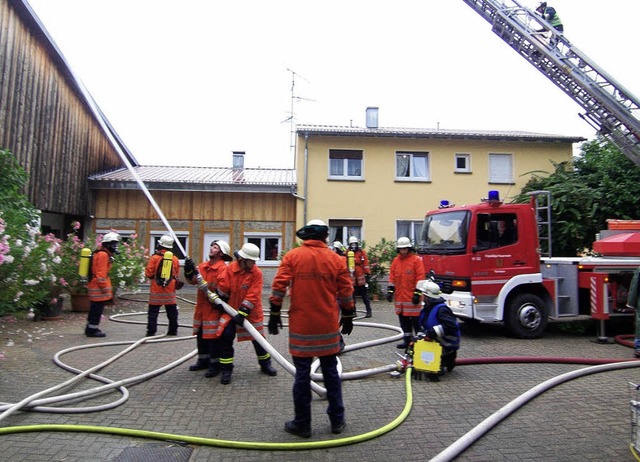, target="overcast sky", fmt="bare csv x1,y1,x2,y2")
27,0,640,169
